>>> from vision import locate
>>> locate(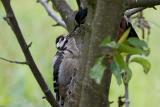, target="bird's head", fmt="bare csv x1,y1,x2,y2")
56,35,68,51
